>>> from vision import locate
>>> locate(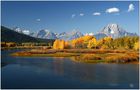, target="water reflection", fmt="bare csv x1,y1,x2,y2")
5,56,138,85
1,50,139,89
